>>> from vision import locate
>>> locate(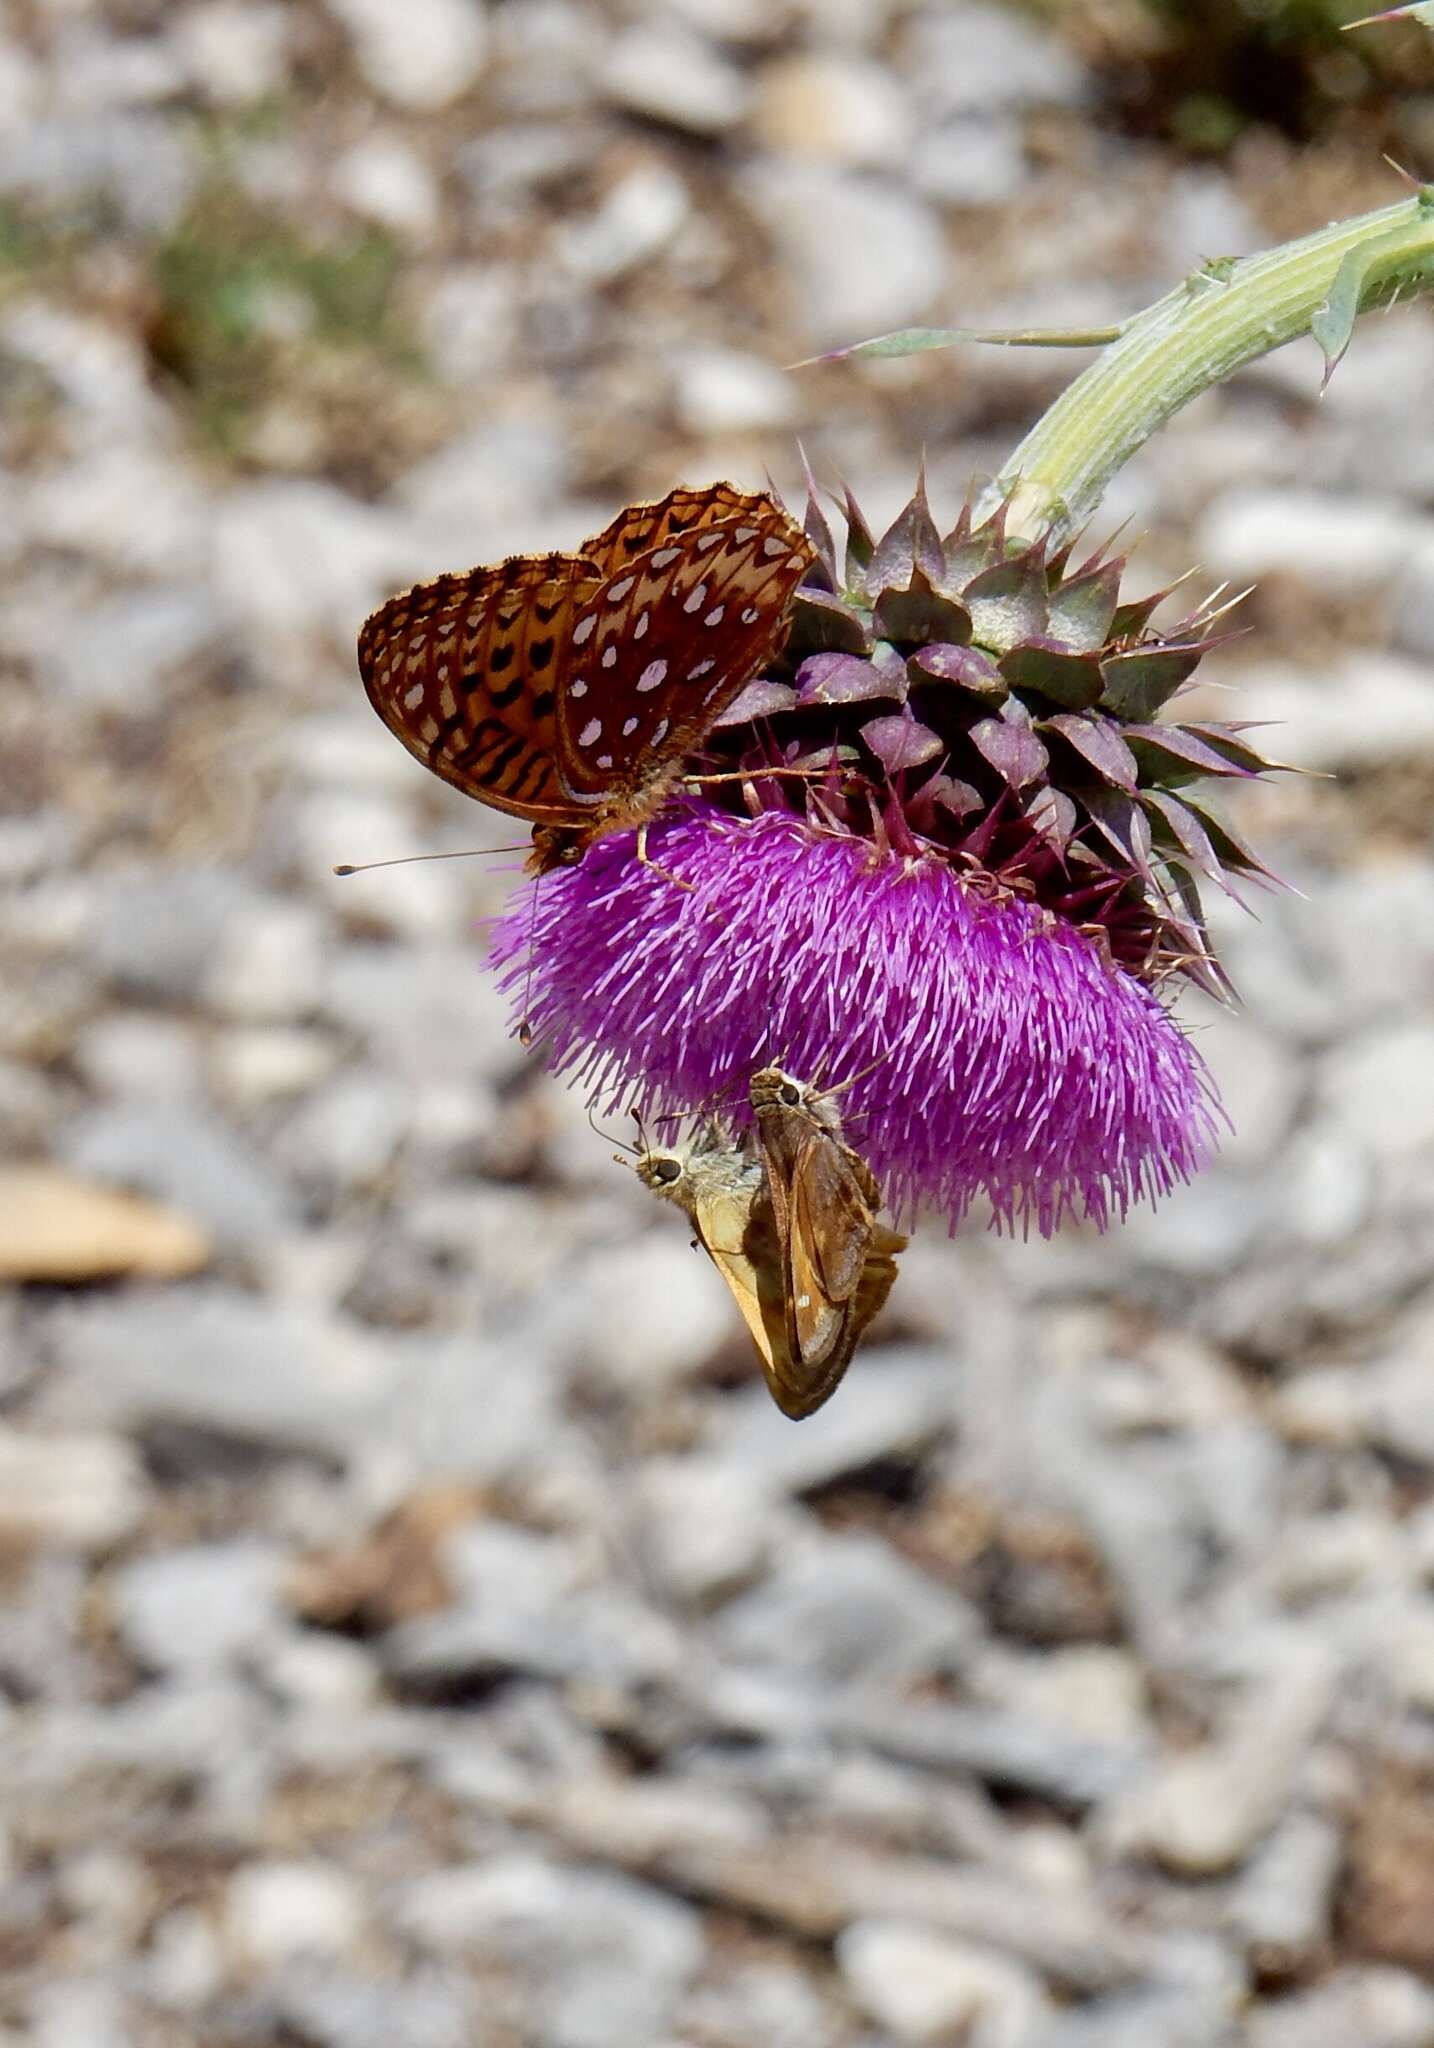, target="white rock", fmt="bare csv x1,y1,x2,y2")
420,263,520,382
911,115,1028,206
904,3,1084,115
838,1920,1051,2045
1199,489,1434,592
0,41,40,134
743,162,945,350
1393,535,1434,659
632,1457,779,1605
1282,1123,1373,1246
673,347,796,435
330,135,439,236
24,447,207,578
209,1026,338,1107
1231,654,1434,772
146,1906,225,2010
252,1633,379,1713
202,899,325,1024
225,1860,365,1967
559,163,690,283
275,1071,408,1187
324,0,489,109
1182,999,1302,1171
1320,1022,1434,1160
1109,1652,1336,1875
72,1013,203,1100
753,52,909,167
174,2,292,104
580,1232,745,1392
211,480,414,653
602,24,750,134
0,1427,147,1550
110,1541,285,1675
